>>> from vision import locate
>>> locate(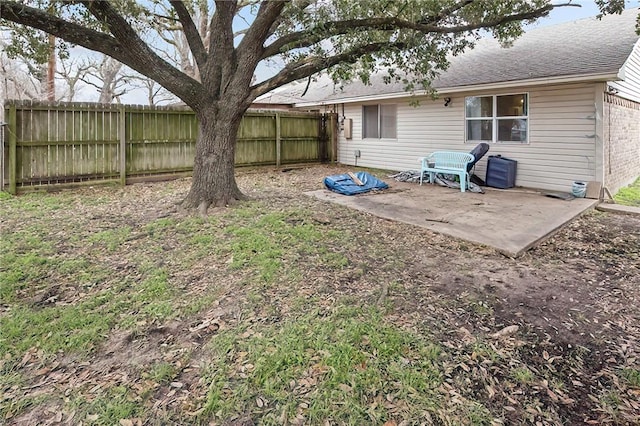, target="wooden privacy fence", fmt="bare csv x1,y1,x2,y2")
1,100,336,194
